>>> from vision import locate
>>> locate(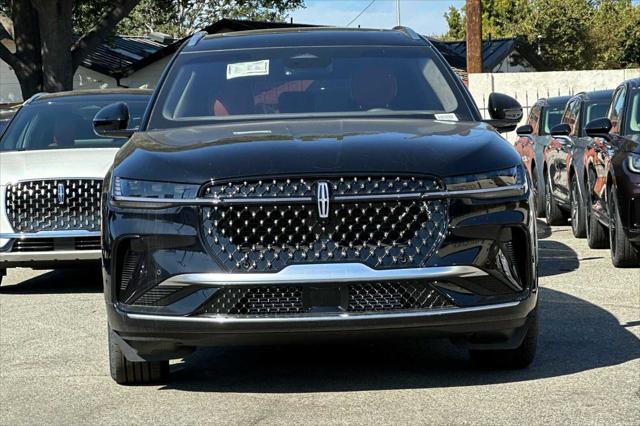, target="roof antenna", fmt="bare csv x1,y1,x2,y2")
396,0,401,26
